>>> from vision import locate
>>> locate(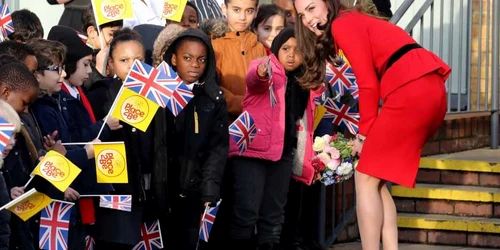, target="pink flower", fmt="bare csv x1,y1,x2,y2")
317,152,331,165
327,158,341,171
329,148,341,160
331,134,338,141
311,158,325,172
